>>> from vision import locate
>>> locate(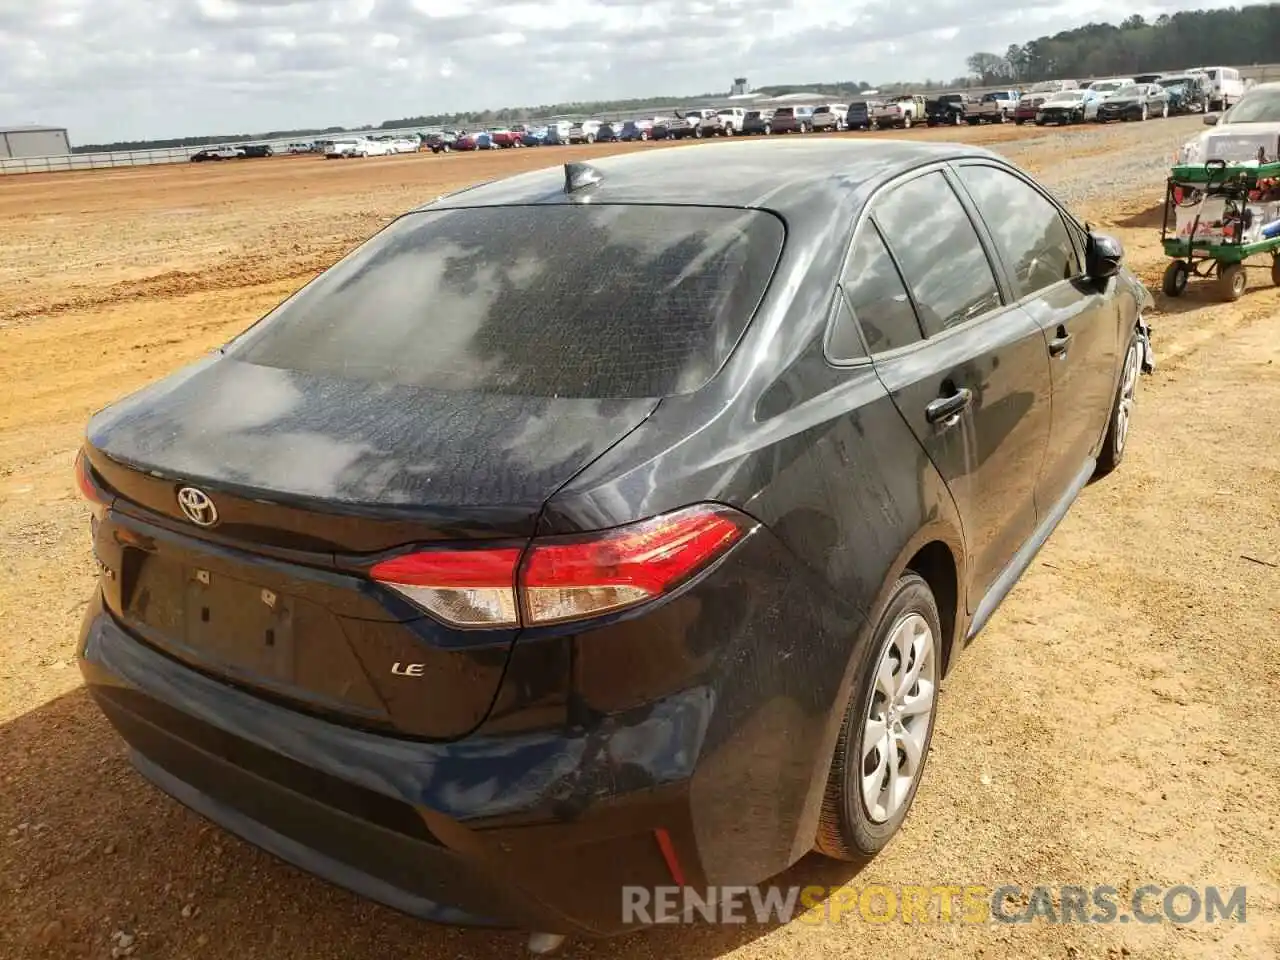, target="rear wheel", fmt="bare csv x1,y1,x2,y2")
1217,262,1247,301
902,115,912,129
1095,335,1141,478
815,574,941,861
